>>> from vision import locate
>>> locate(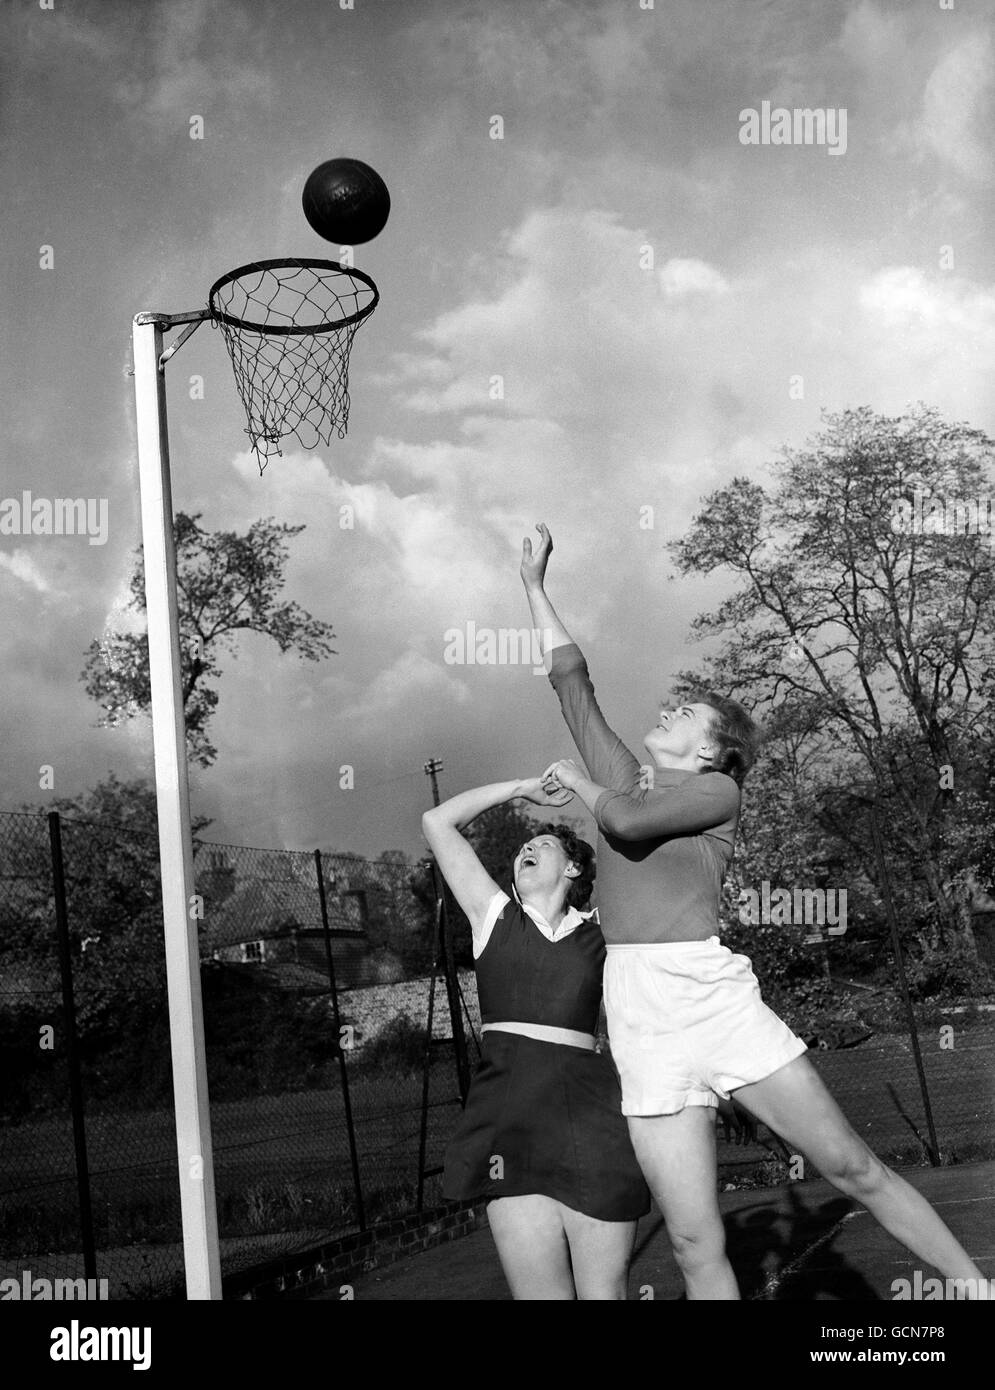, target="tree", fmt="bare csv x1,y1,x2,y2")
672,405,995,957
6,777,183,1054
321,849,431,972
81,513,336,767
